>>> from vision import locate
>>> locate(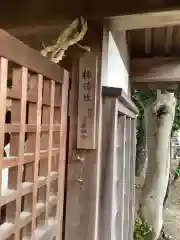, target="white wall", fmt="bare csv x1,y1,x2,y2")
102,30,129,95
